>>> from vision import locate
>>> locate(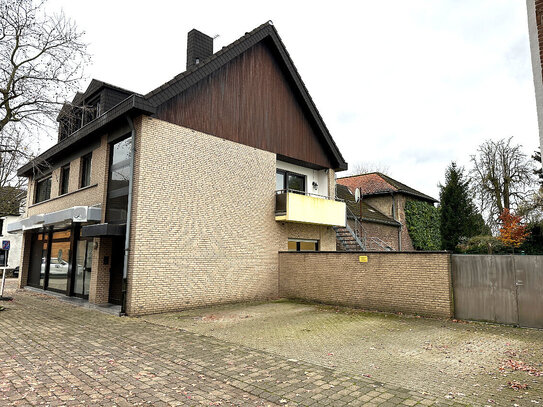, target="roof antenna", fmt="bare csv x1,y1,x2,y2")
213,34,220,40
